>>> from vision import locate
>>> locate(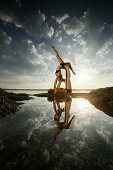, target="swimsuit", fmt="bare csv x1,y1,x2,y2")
55,70,61,74
60,62,65,68
55,63,65,74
